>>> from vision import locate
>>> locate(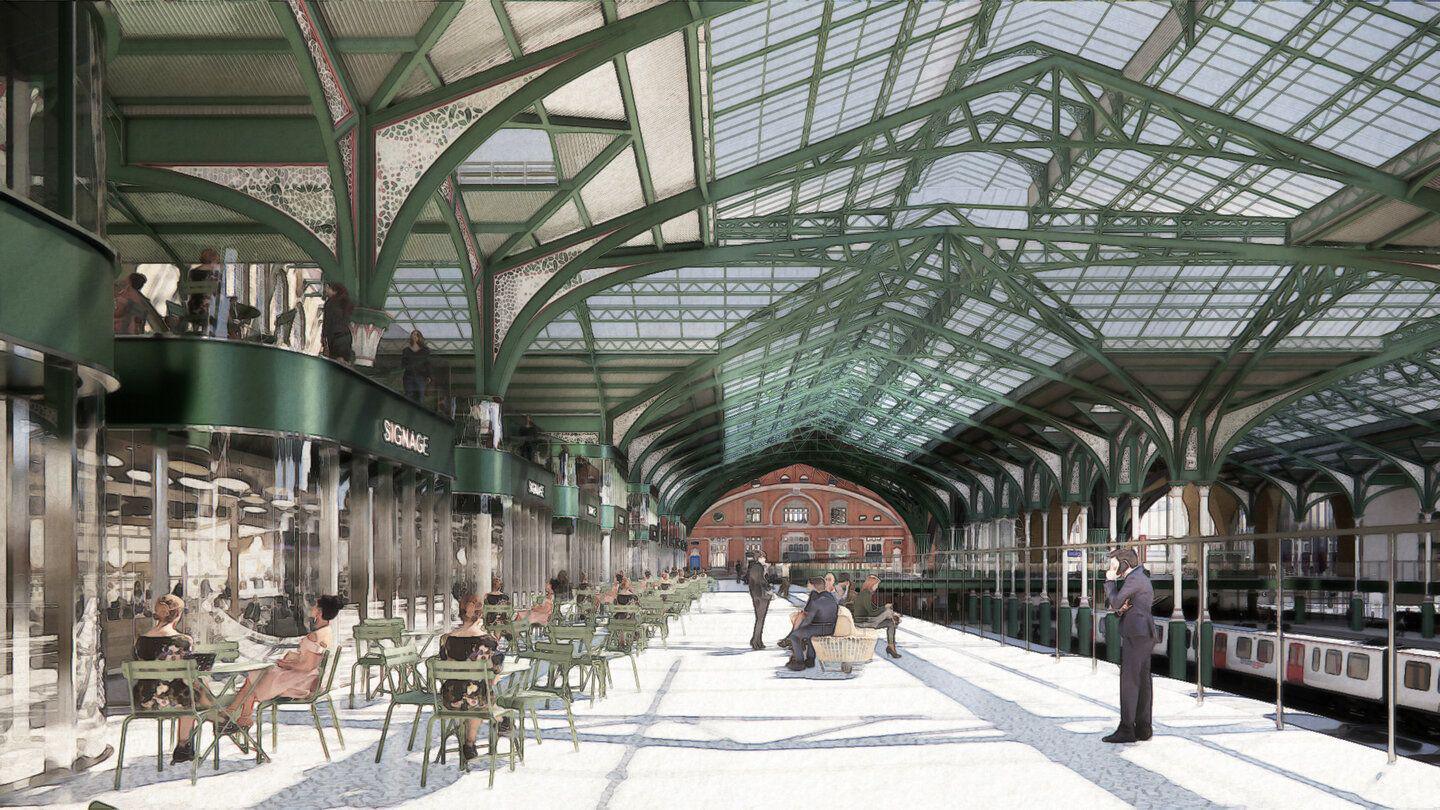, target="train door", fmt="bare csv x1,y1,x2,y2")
1213,632,1227,669
1285,642,1305,684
